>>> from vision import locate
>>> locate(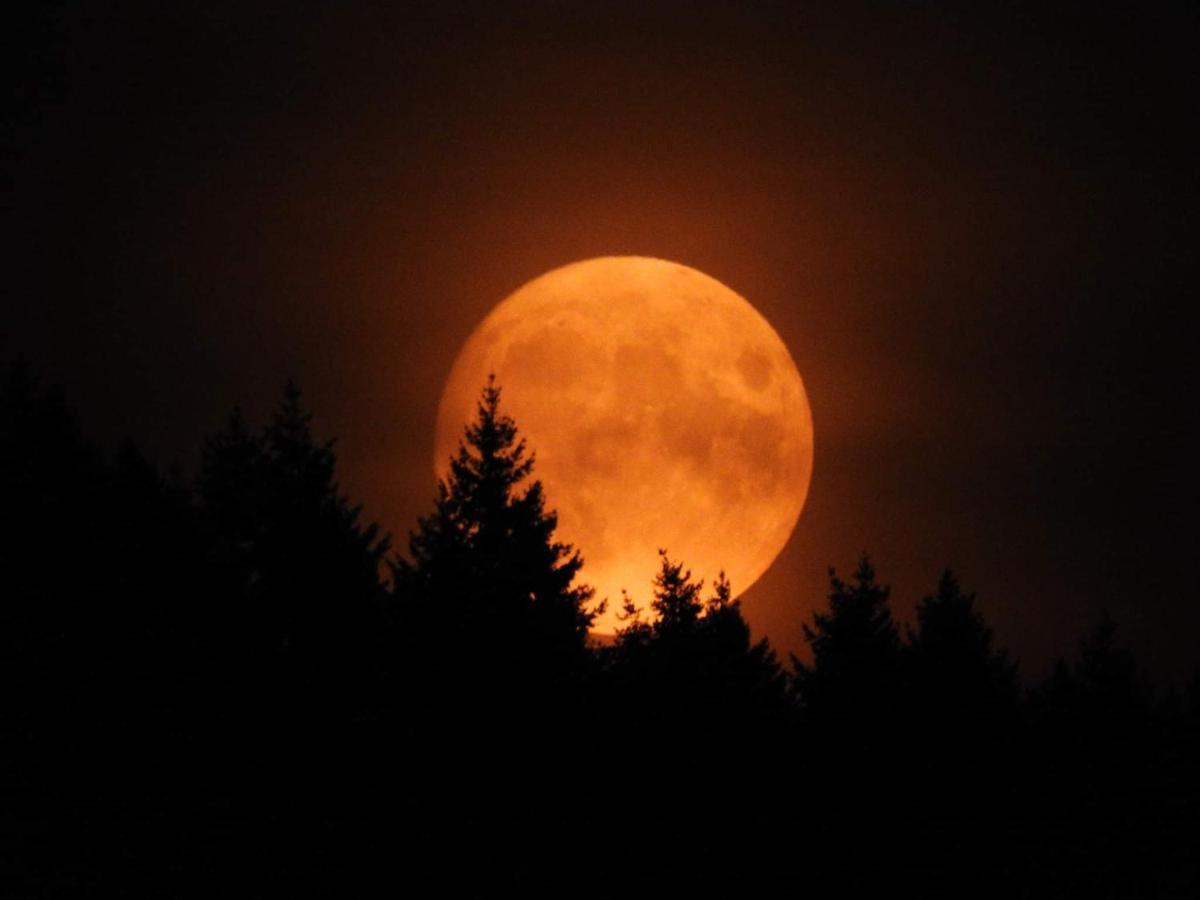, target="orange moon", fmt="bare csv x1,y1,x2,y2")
436,256,814,632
